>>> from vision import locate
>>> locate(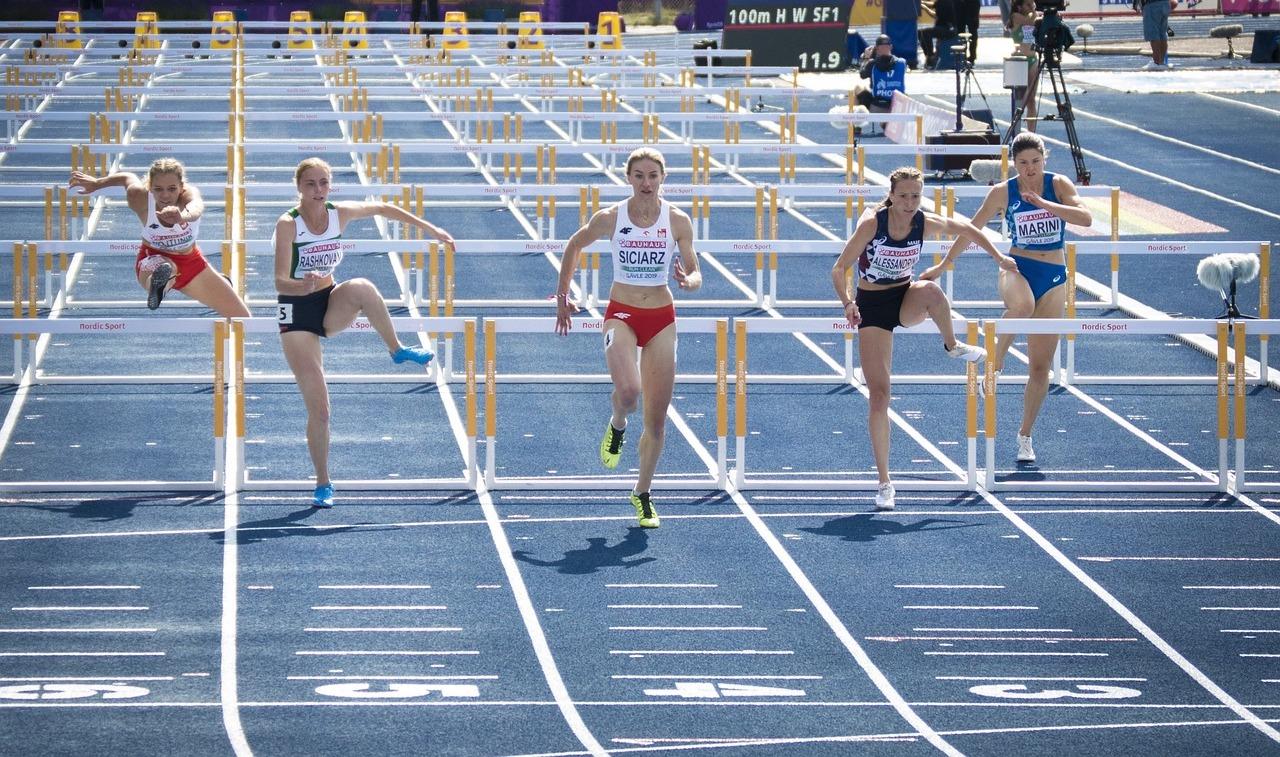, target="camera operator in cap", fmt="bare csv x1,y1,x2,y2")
854,35,907,112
